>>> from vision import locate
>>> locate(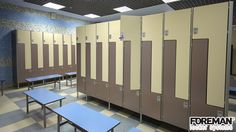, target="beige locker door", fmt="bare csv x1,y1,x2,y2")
72,34,77,64
43,32,54,67
64,34,72,65
86,24,96,79
193,2,228,108
54,34,63,66
109,20,123,85
31,31,43,68
121,16,141,90
97,22,109,82
164,9,191,100
142,13,163,94
17,30,31,69
77,26,86,77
